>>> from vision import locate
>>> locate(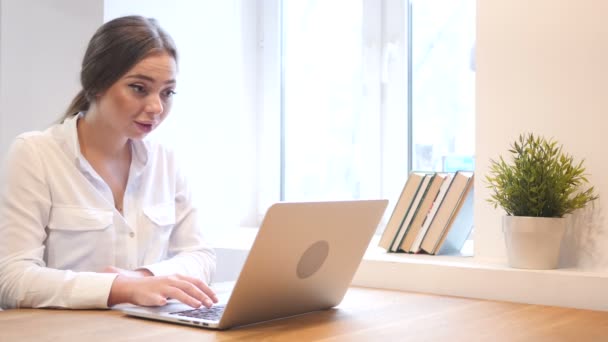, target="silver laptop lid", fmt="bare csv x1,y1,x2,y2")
218,199,387,329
